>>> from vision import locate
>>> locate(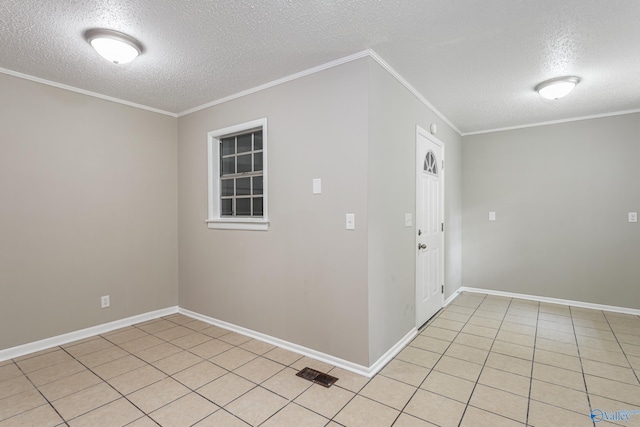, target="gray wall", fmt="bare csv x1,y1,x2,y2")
0,73,179,350
462,113,640,309
367,59,463,362
178,60,371,365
